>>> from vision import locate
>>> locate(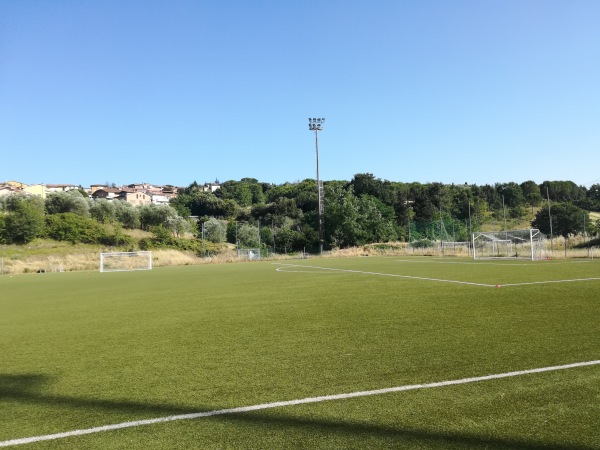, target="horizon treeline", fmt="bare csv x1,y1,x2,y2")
170,175,599,251
1,174,599,252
